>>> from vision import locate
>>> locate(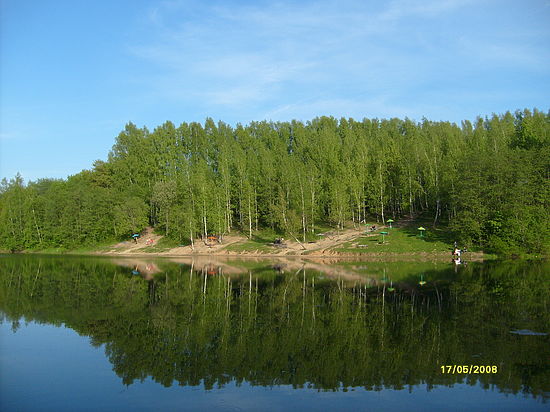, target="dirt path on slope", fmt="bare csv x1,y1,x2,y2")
106,227,163,254
99,225,471,261
303,228,379,255
104,226,386,256
162,234,246,255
